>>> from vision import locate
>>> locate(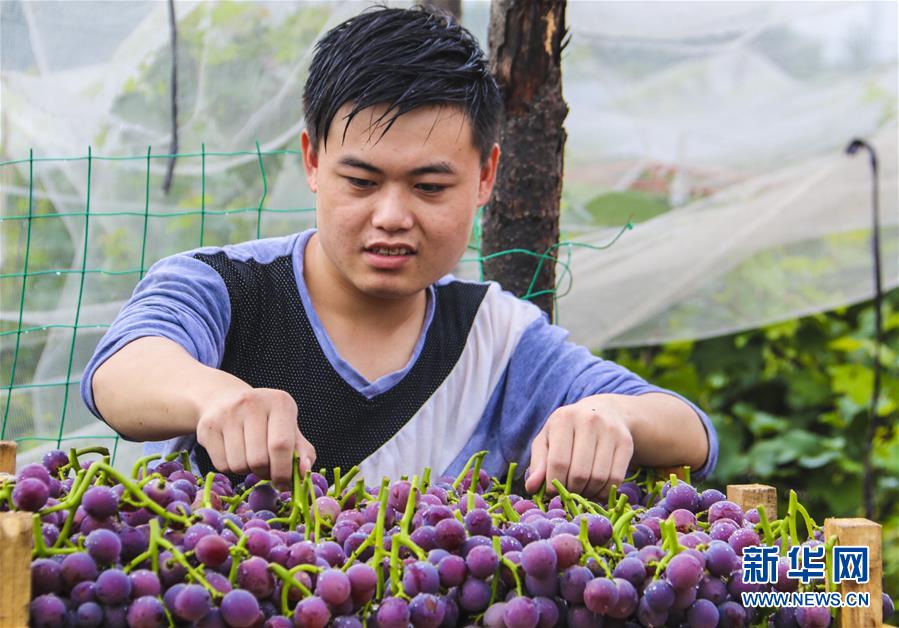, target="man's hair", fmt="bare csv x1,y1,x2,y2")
303,5,502,162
